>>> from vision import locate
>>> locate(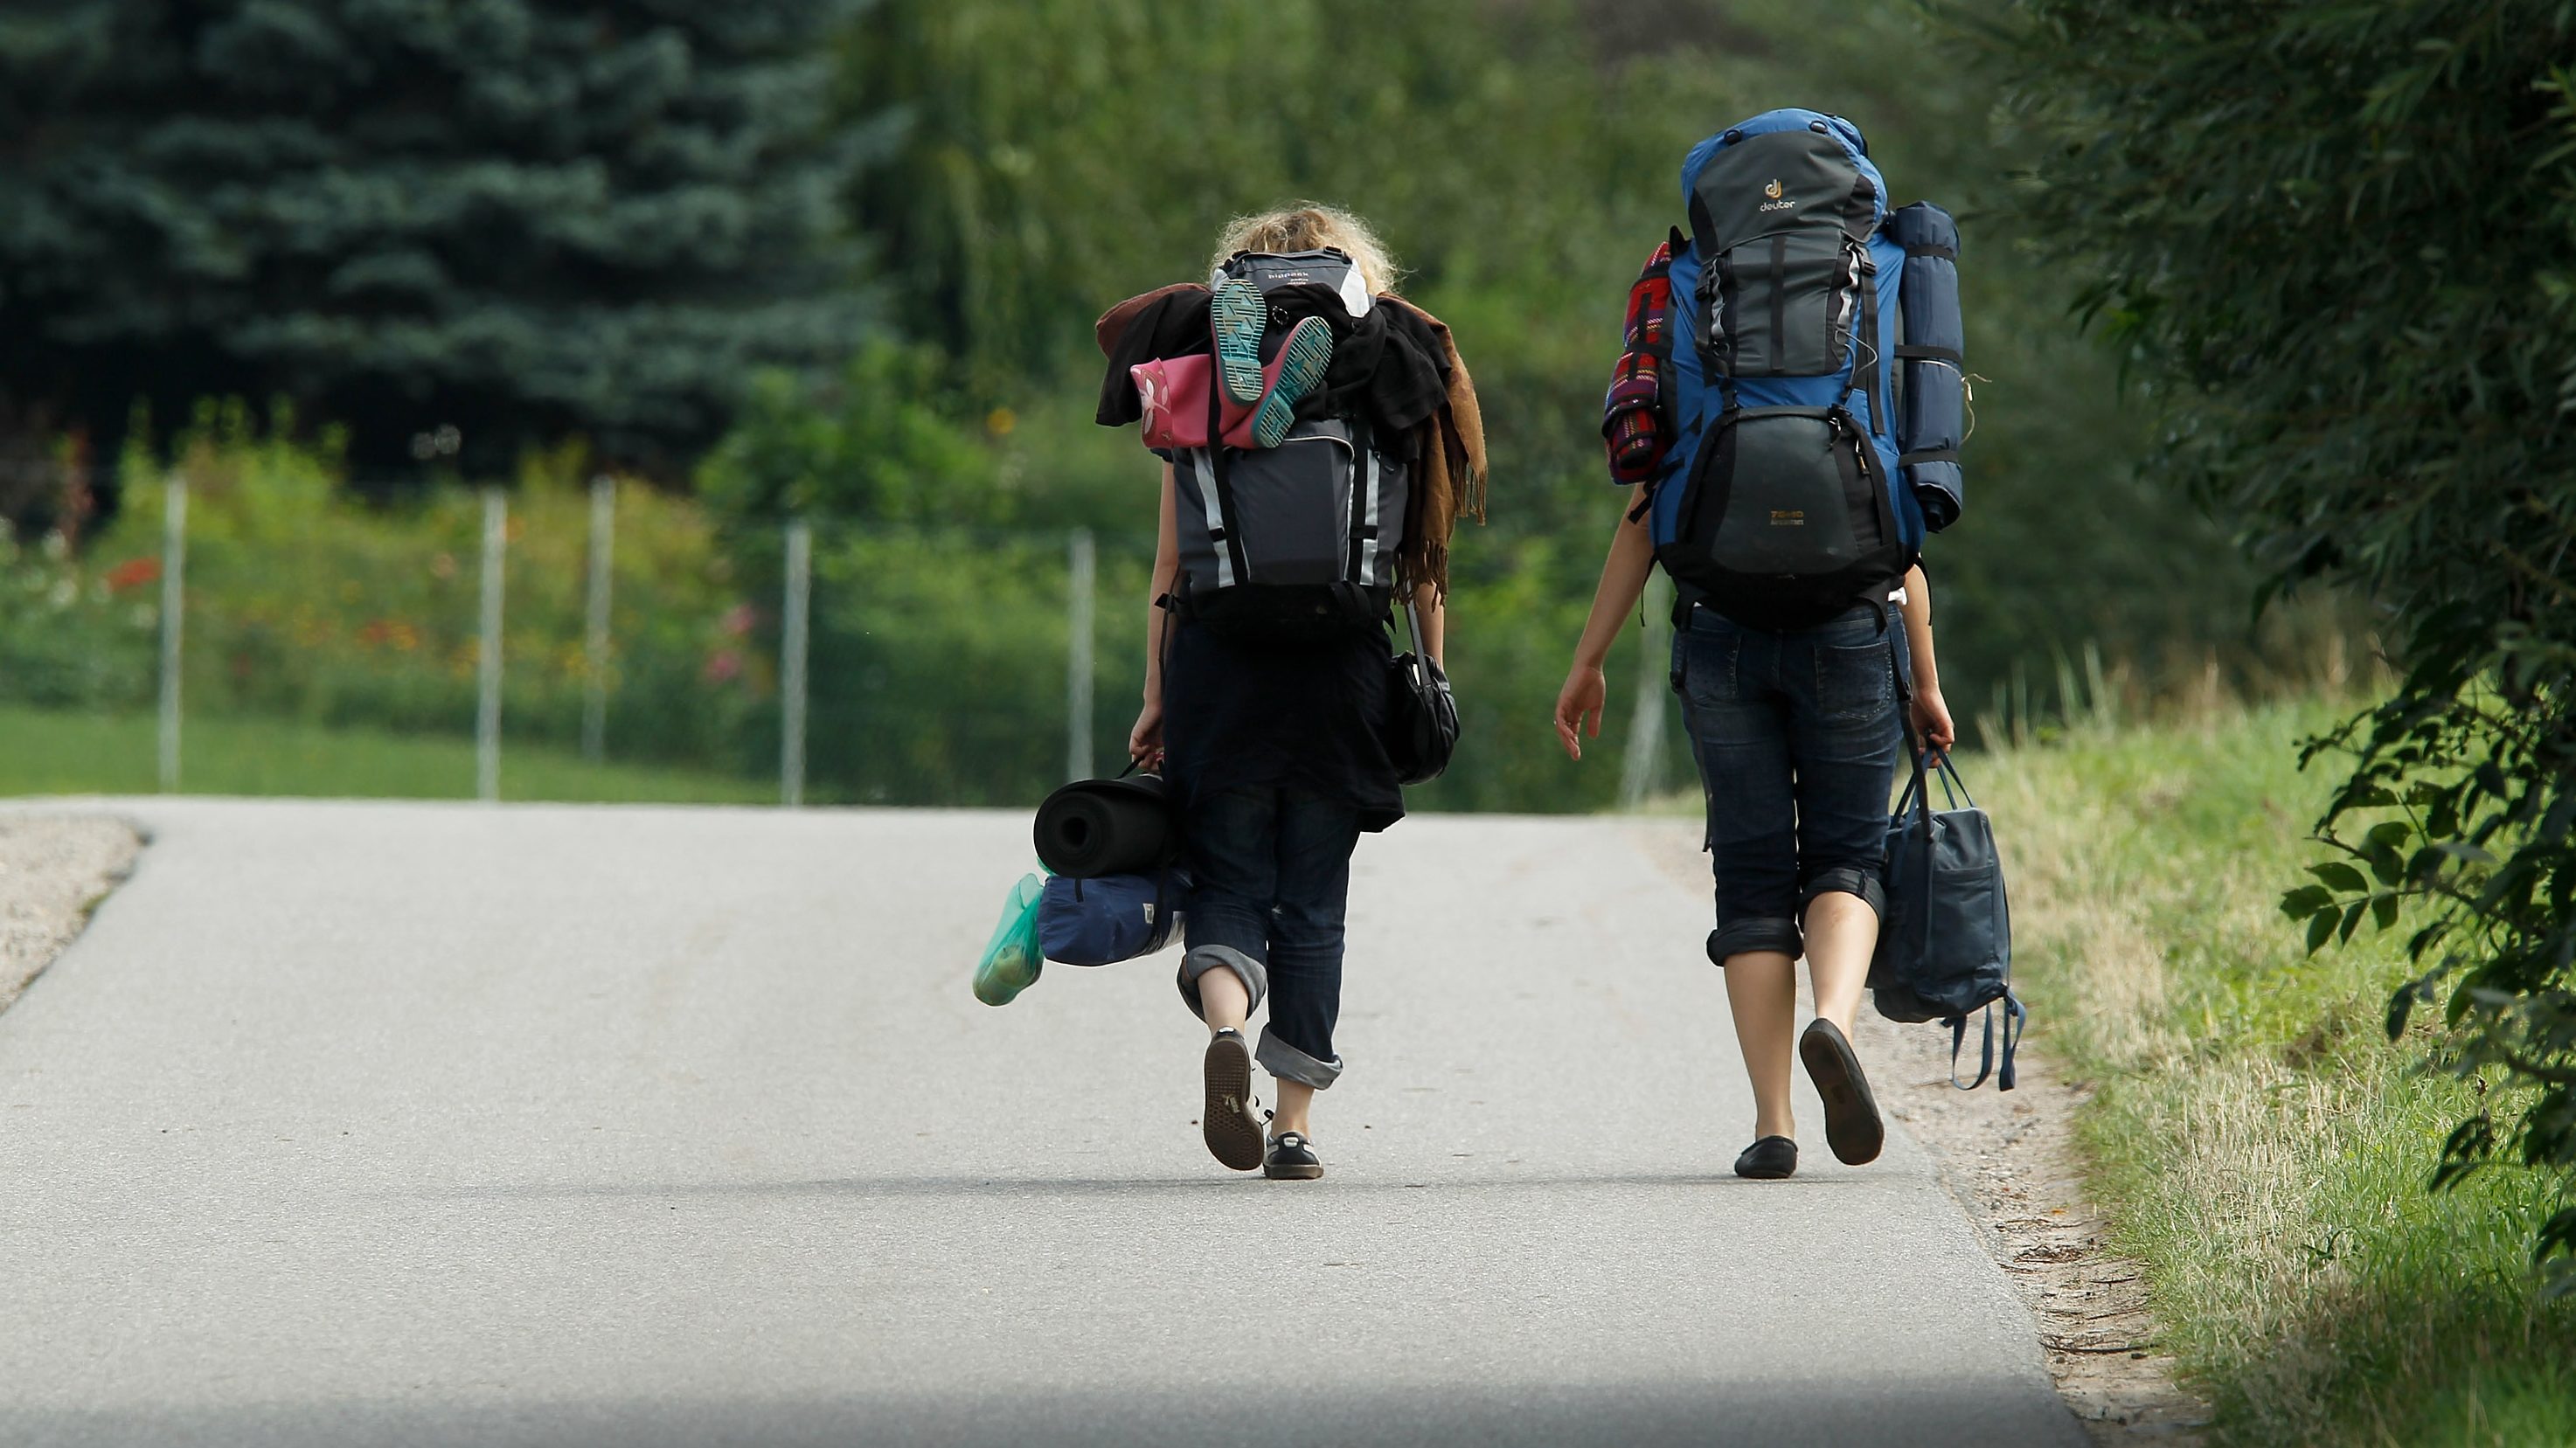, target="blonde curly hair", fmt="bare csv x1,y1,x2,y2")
1211,204,1401,297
